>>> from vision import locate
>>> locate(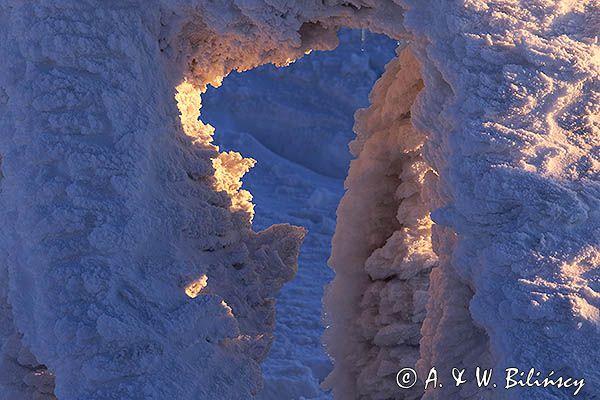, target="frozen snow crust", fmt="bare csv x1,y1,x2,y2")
0,0,599,399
